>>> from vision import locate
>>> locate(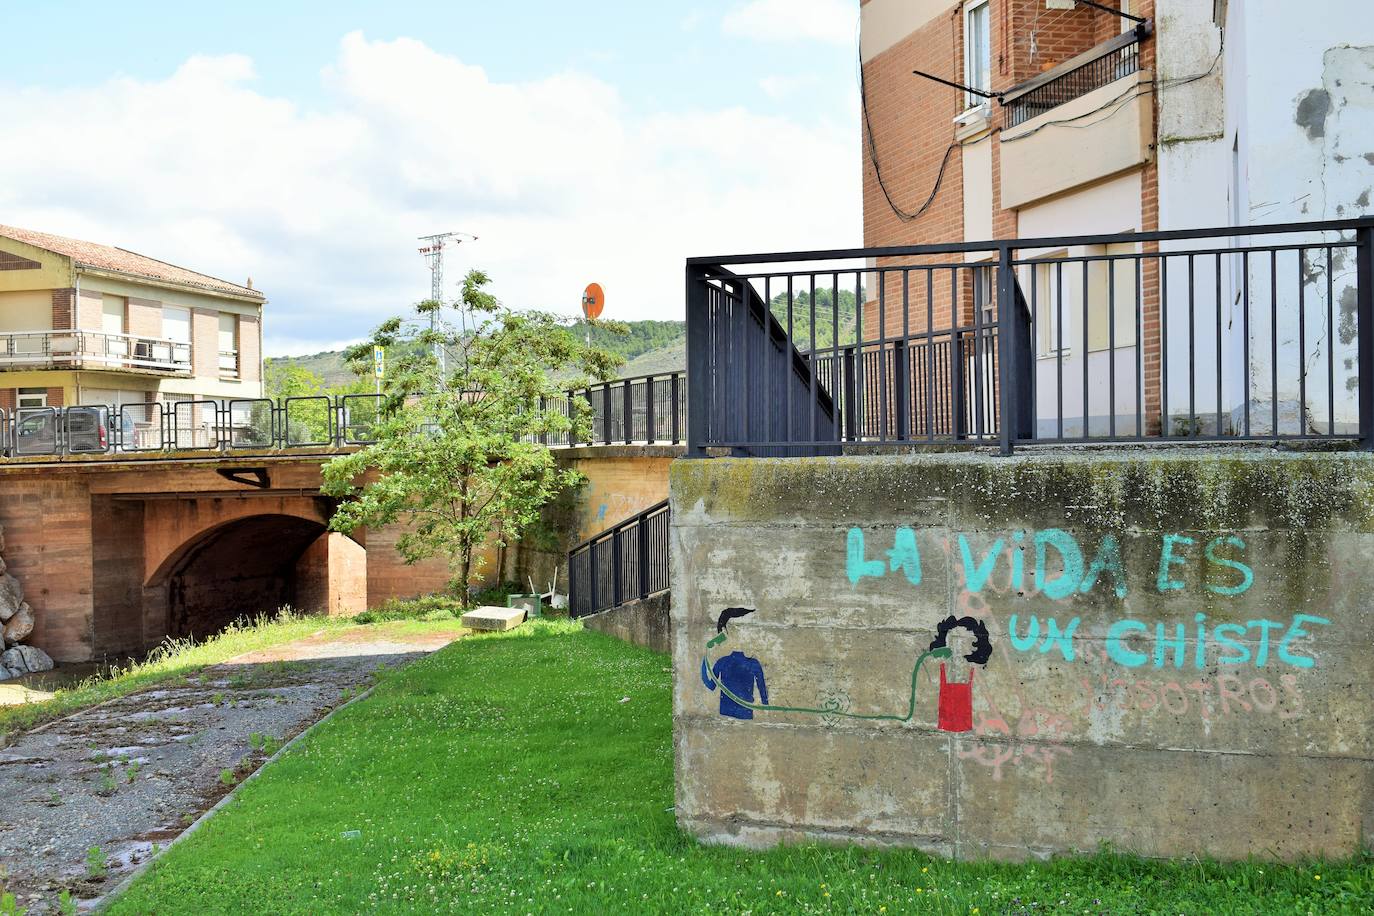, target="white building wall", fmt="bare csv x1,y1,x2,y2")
1157,0,1373,435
